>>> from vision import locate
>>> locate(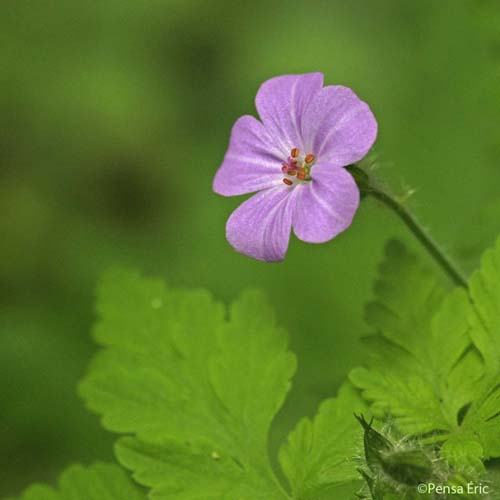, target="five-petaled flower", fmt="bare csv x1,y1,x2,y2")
213,72,377,262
